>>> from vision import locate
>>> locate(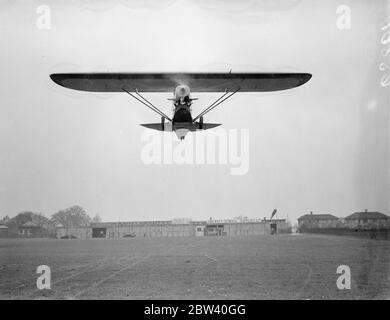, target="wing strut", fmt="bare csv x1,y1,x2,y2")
193,88,240,122
122,87,172,122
